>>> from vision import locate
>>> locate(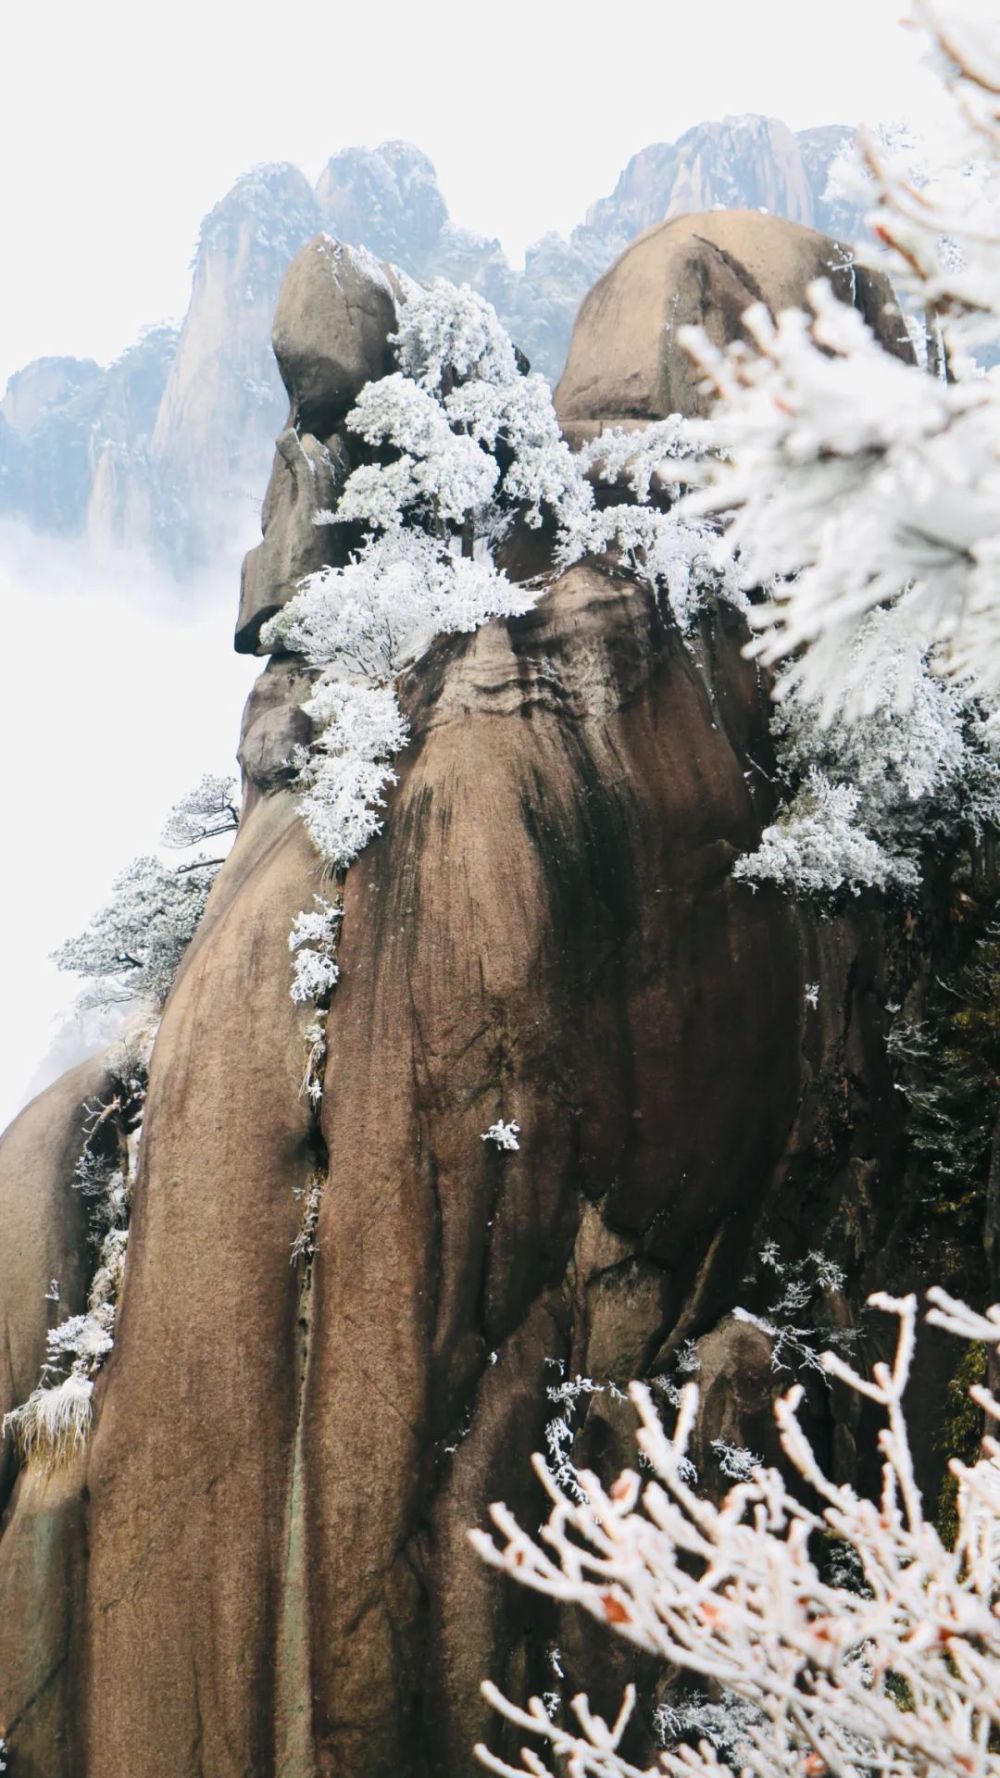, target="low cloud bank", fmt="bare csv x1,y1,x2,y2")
0,522,257,1132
